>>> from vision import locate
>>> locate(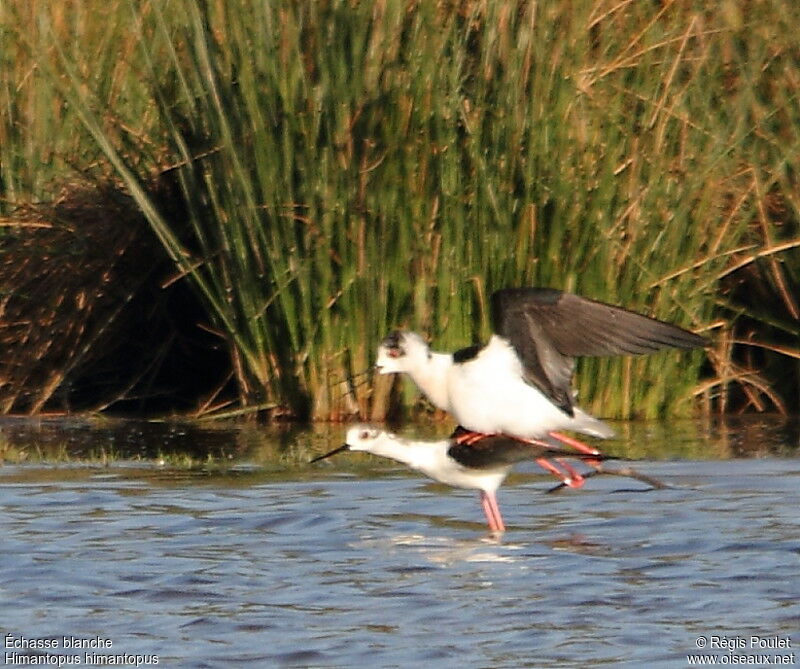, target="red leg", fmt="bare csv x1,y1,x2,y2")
548,431,600,456
456,429,599,460
479,490,506,532
508,434,563,449
535,457,585,489
455,430,597,489
455,430,493,446
553,458,586,488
